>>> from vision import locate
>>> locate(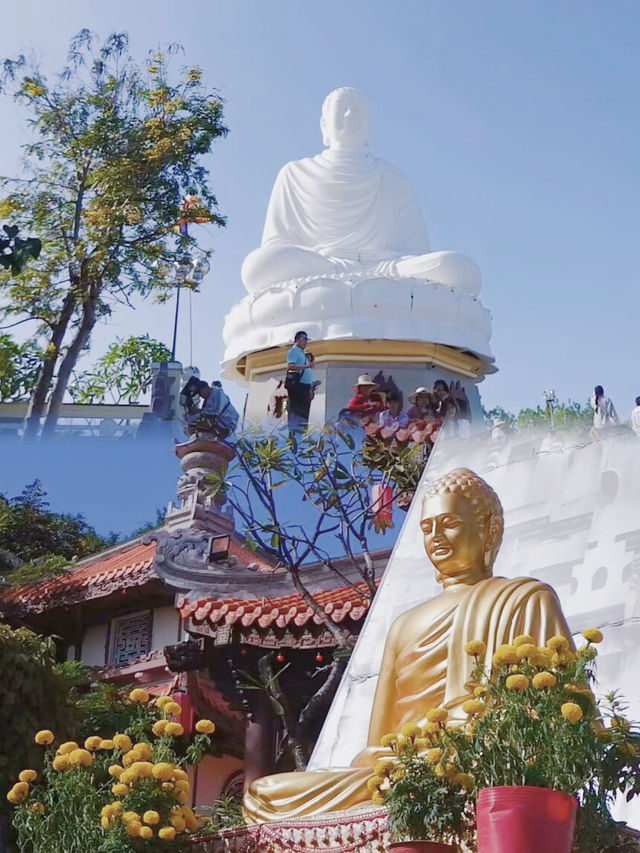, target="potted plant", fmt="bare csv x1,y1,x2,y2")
455,630,640,853
368,720,474,852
